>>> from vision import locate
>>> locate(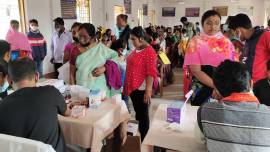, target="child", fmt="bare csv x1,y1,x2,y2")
110,39,129,110
254,60,270,106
